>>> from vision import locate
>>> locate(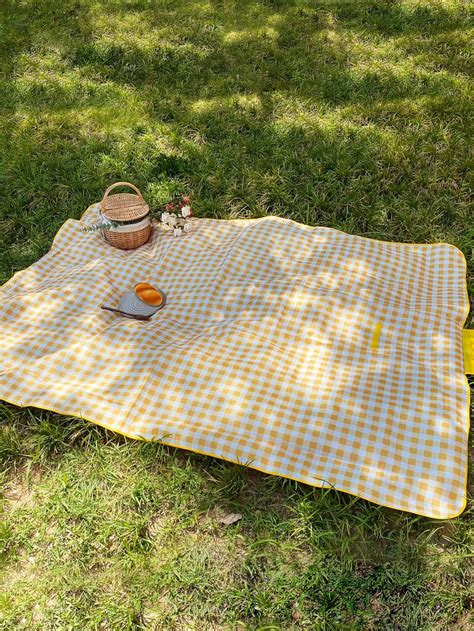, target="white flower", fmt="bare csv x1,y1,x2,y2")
161,211,170,224
173,227,182,237
168,214,178,227
183,222,191,233
181,205,192,218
